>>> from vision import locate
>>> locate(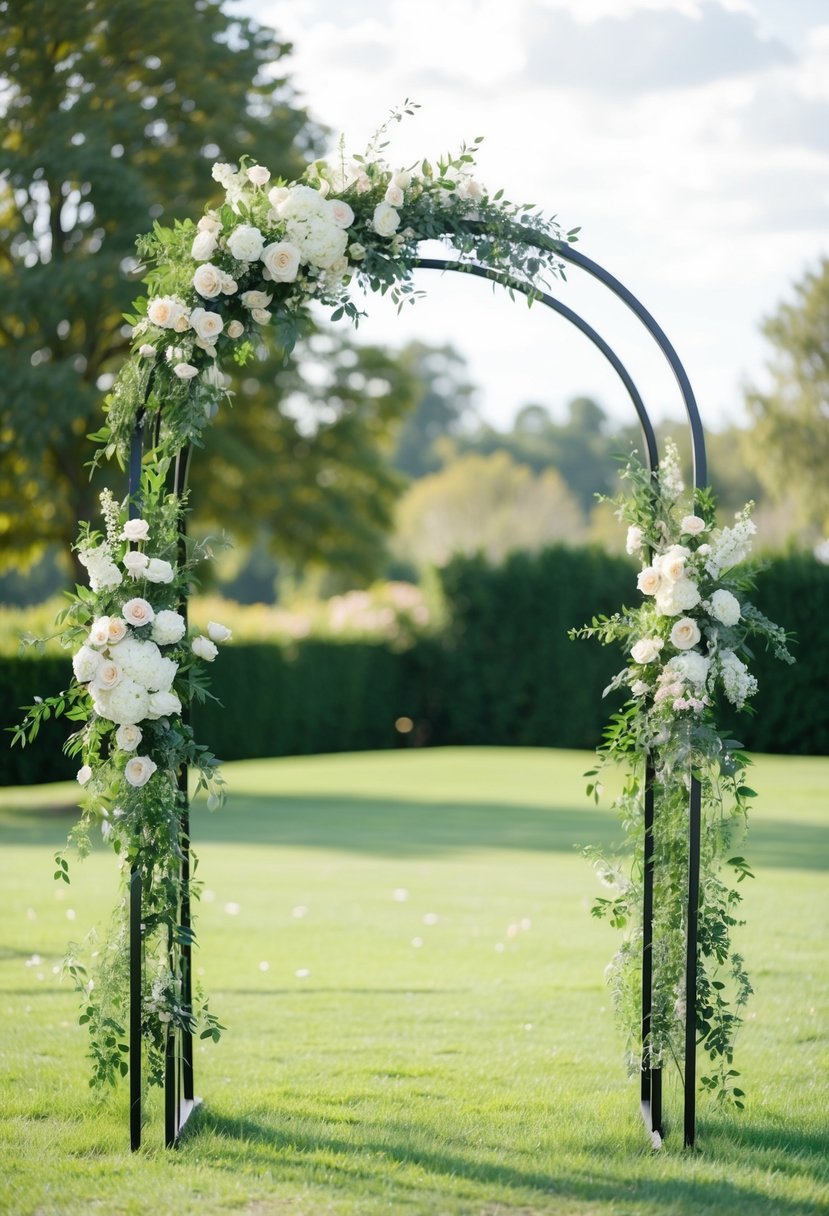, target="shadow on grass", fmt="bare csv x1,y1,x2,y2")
1,791,826,869
185,1107,827,1216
